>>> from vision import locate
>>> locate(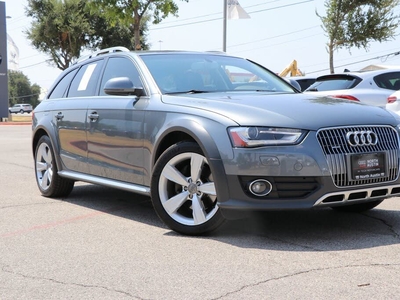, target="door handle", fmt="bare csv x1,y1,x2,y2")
88,111,99,122
55,112,64,121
